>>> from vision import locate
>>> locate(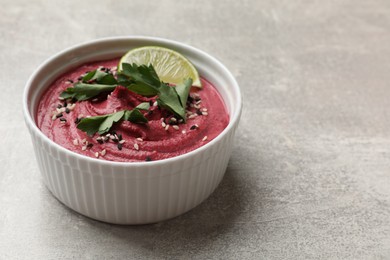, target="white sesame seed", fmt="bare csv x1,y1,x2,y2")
68,103,76,111
60,120,66,124
52,114,57,120
136,138,143,142
172,125,179,130
101,149,106,156
153,101,158,107
60,107,66,113
188,114,197,119
170,117,177,122
113,109,117,113
110,135,116,140
194,104,200,109
182,130,186,134
160,118,164,122
105,133,111,137
56,108,62,113
73,139,79,146
202,112,208,116
92,98,98,102
196,100,202,105
178,119,184,123
134,143,139,150
202,136,208,141
82,145,87,151
165,125,170,131
162,122,166,128
81,138,87,144
58,97,65,101
119,140,125,144
202,108,208,112
95,152,99,158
